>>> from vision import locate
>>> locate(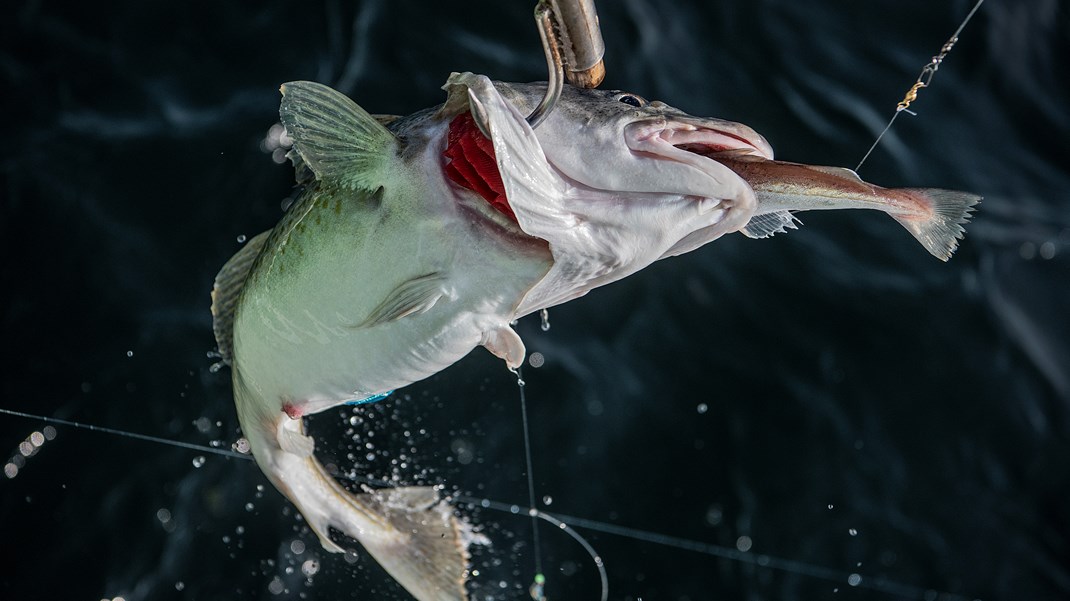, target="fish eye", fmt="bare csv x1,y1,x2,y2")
616,94,645,108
